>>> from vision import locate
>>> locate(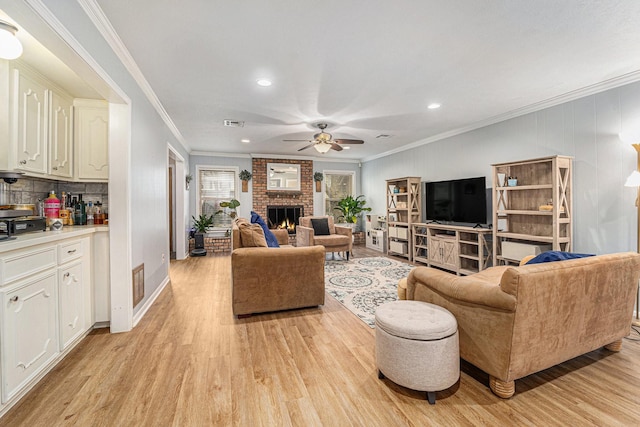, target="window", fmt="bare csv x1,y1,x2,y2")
324,171,355,218
196,166,238,229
